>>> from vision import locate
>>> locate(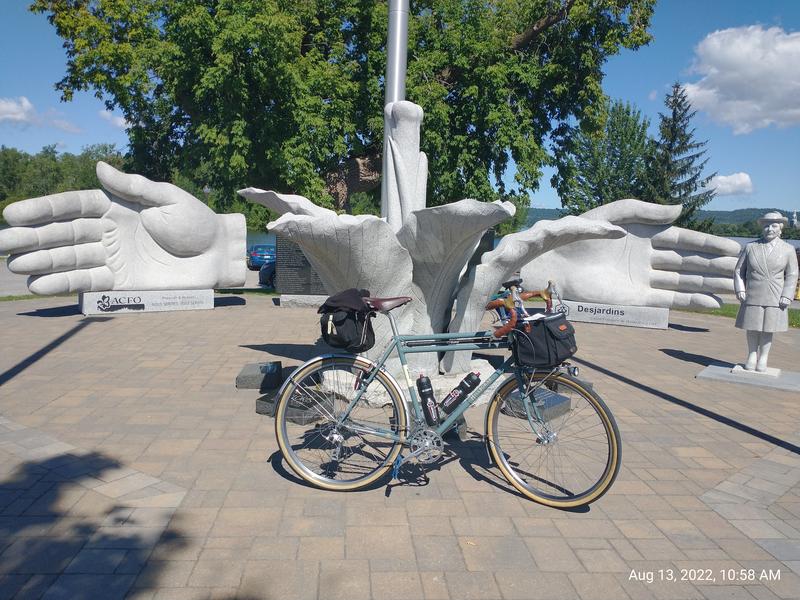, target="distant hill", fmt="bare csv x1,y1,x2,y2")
526,206,796,227
696,208,794,225
525,208,564,226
